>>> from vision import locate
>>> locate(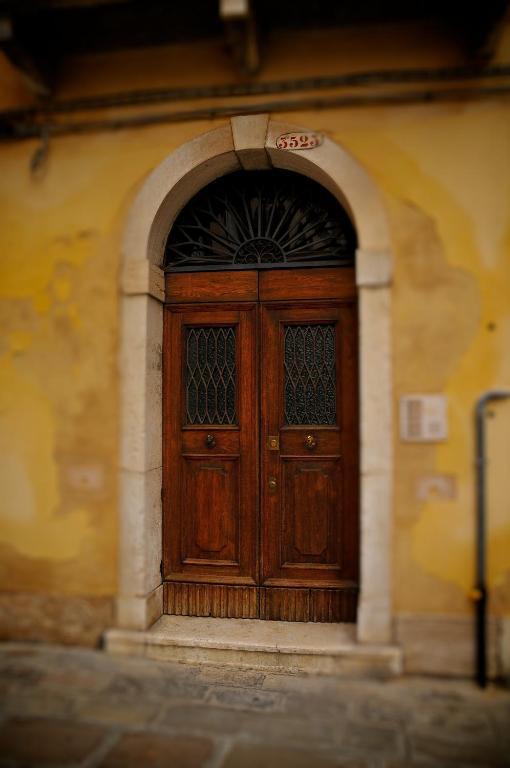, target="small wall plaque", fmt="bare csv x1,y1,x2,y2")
276,132,323,150
417,474,456,501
